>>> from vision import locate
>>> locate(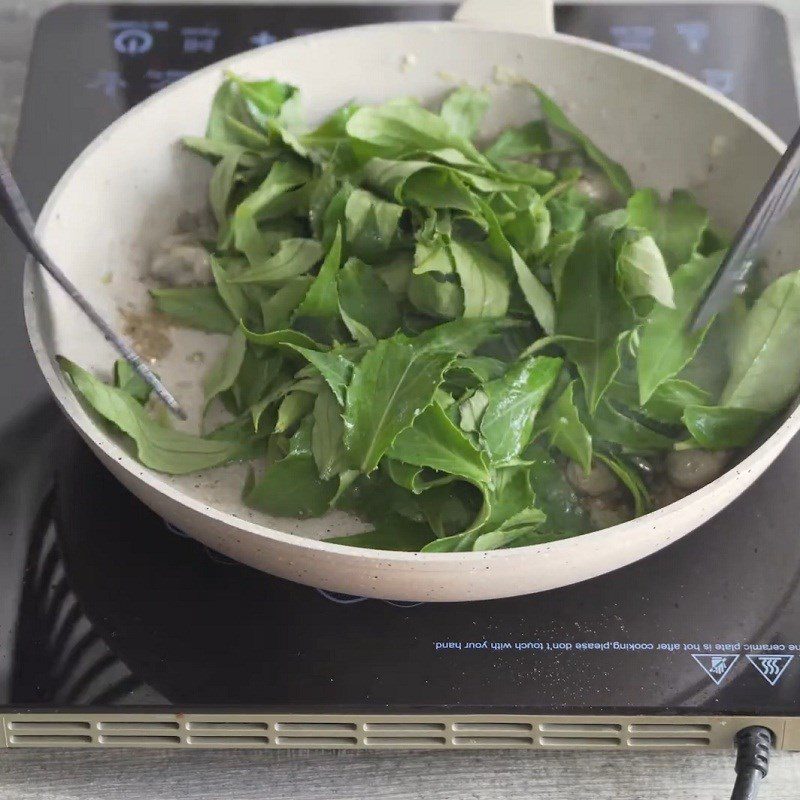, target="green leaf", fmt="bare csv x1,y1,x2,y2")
343,336,456,473
338,258,402,338
413,231,454,275
250,381,291,433
207,412,269,459
246,453,337,517
375,252,414,299
339,304,378,346
206,79,248,143
408,273,463,319
182,135,264,164
343,188,405,262
364,158,478,212
60,359,242,474
637,250,723,404
458,170,528,194
274,391,315,434
345,102,485,164
643,378,711,424
210,256,249,322
721,295,748,364
534,86,633,197
591,400,676,453
416,482,481,538
308,168,341,238
312,386,349,480
548,198,586,234
440,85,490,140
485,120,552,162
293,225,343,320
556,214,633,411
220,116,276,152
411,317,506,355
540,381,592,473
335,468,424,523
151,286,235,334
232,159,310,263
290,347,352,405
265,119,309,161
422,465,543,552
325,515,435,551
458,389,489,433
241,326,321,351
384,459,457,495
627,189,709,271
318,183,352,250
287,417,314,454
504,196,552,260
403,168,480,212
301,102,360,152
202,328,247,415
229,238,323,285
381,266,416,303
388,402,490,486
682,405,769,449
260,276,314,331
678,315,730,400
538,230,578,300
209,149,244,231
595,453,650,517
448,356,506,388
721,271,800,413
472,506,548,551
480,198,555,334
525,445,590,535
448,238,510,318
228,75,297,123
232,350,284,412
494,161,555,189
113,359,152,404
479,355,562,464
472,508,547,552
617,233,675,308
